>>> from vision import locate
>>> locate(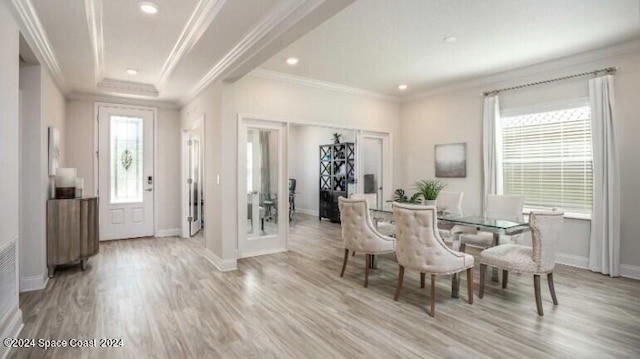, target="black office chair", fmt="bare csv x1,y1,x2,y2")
288,179,297,222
